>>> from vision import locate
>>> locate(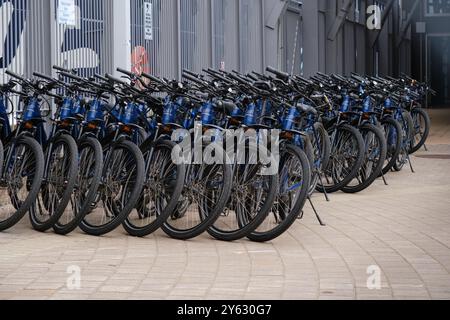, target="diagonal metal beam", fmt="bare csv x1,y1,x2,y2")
327,0,354,41
370,0,396,47
265,0,289,30
396,0,421,47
